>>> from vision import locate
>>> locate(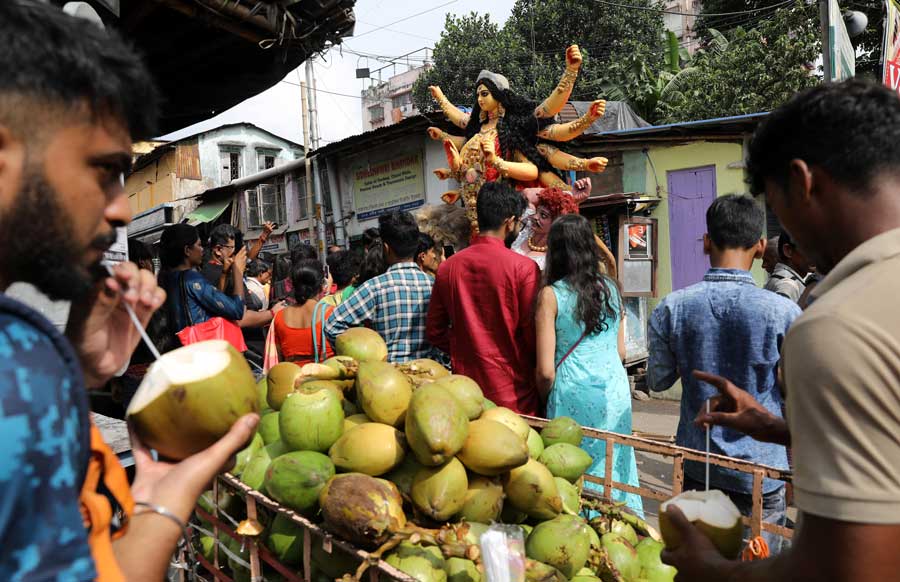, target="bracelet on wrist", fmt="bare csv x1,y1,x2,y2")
134,501,187,533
